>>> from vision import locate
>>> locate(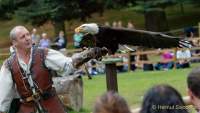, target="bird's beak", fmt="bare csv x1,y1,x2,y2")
75,26,84,33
